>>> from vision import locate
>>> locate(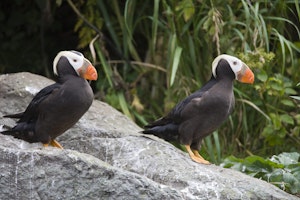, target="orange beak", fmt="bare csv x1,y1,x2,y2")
237,63,254,84
78,59,98,81
83,65,98,80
